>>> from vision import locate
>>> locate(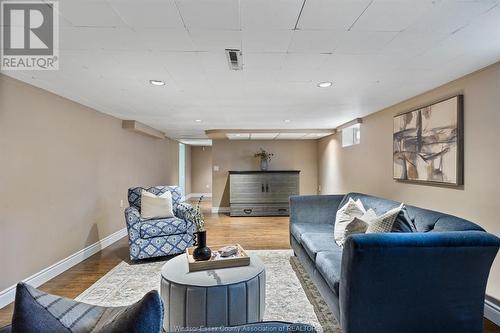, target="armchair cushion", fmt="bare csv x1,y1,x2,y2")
12,283,163,333
140,217,188,239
